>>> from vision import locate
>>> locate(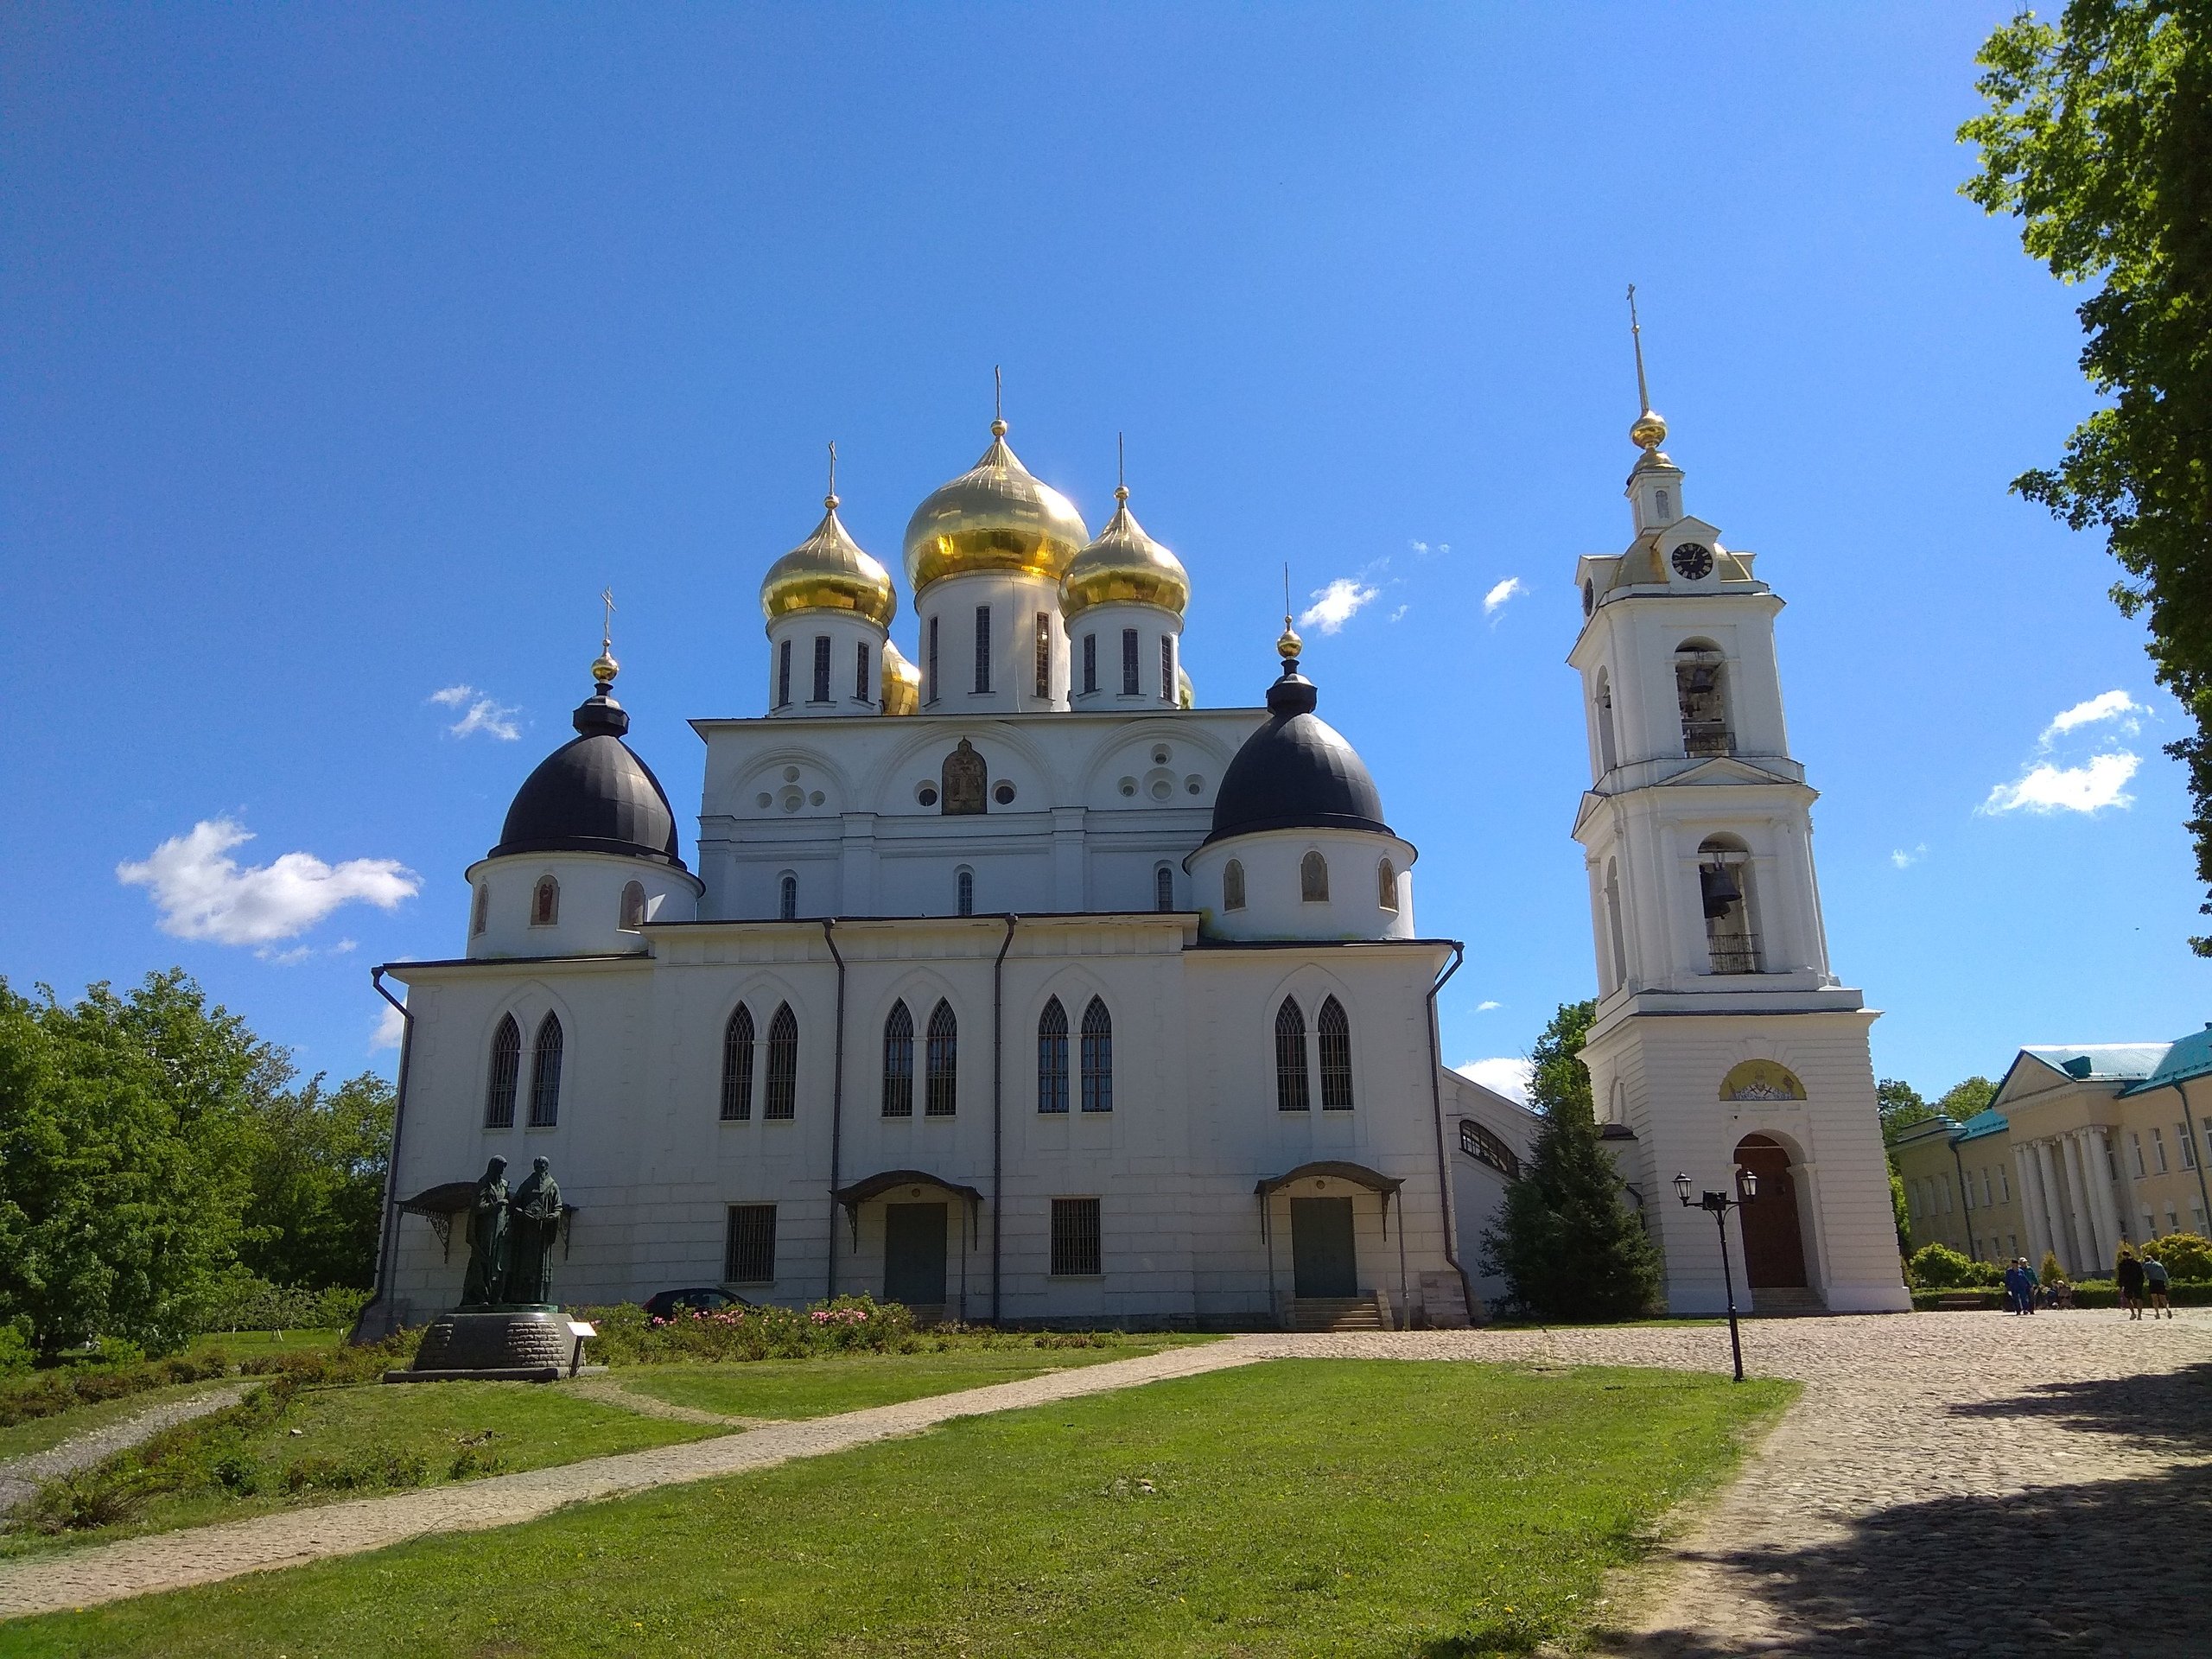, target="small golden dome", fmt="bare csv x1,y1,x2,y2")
1276,618,1304,663
760,498,898,630
1177,664,1195,709
1061,485,1189,622
1630,406,1669,452
591,649,619,688
880,638,920,716
902,423,1089,594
